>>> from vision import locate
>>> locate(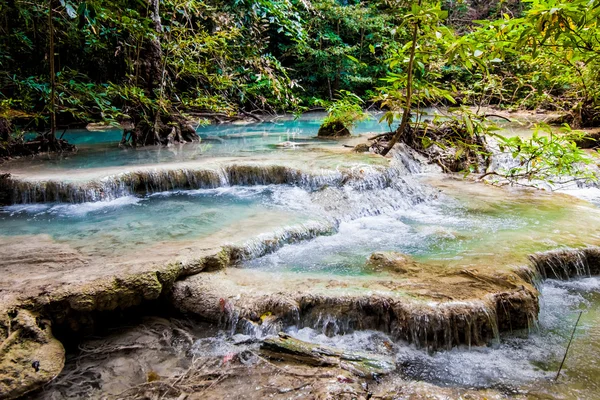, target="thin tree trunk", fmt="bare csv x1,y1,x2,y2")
48,0,56,143
149,0,163,141
380,1,421,156
333,20,341,93
147,0,163,93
